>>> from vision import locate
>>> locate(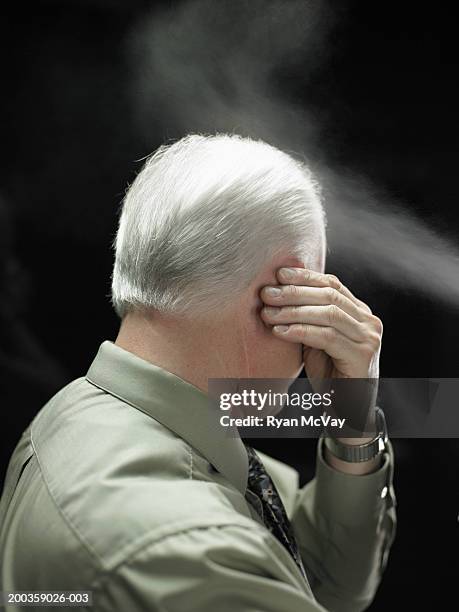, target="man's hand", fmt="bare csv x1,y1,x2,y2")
261,267,384,474
261,267,383,381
